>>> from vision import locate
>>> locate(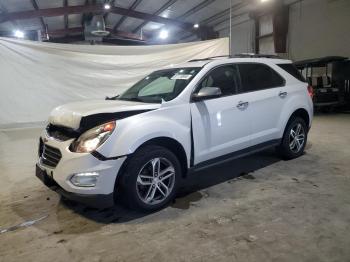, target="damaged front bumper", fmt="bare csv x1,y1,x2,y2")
36,164,115,208
35,130,127,208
